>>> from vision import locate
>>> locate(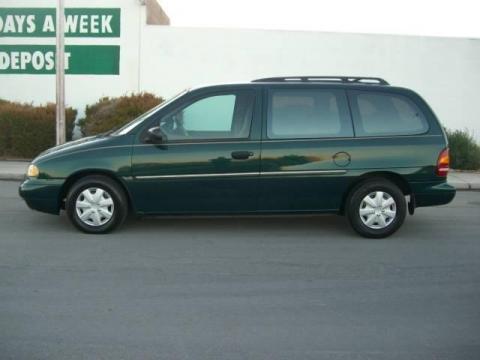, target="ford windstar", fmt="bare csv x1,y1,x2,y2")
19,76,455,237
